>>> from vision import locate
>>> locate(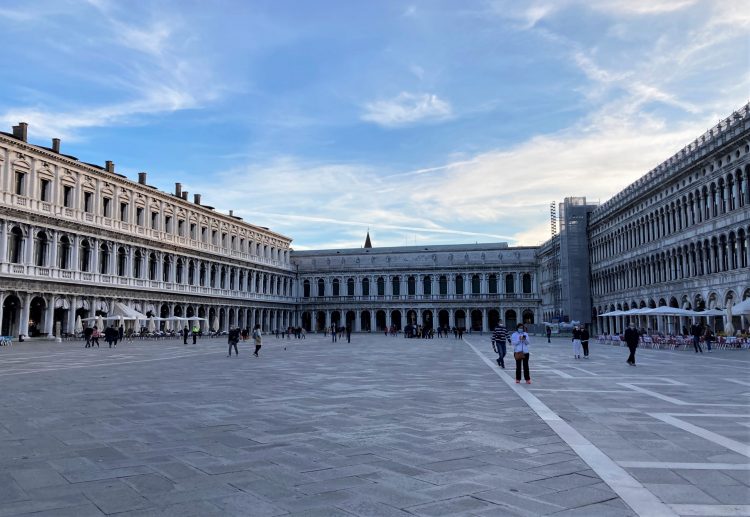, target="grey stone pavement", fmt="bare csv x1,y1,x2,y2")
0,333,747,516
